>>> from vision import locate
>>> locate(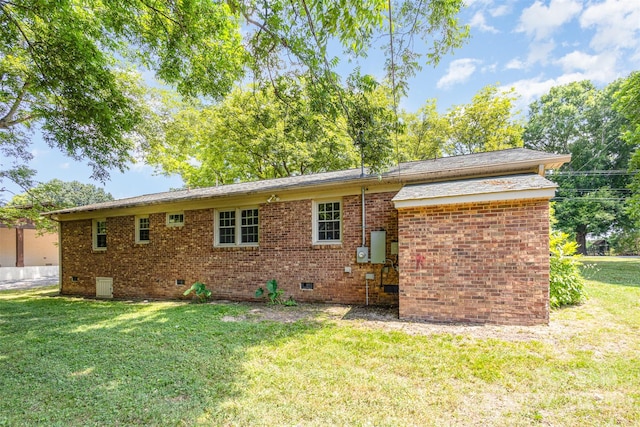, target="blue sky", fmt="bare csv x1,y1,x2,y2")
7,0,640,200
